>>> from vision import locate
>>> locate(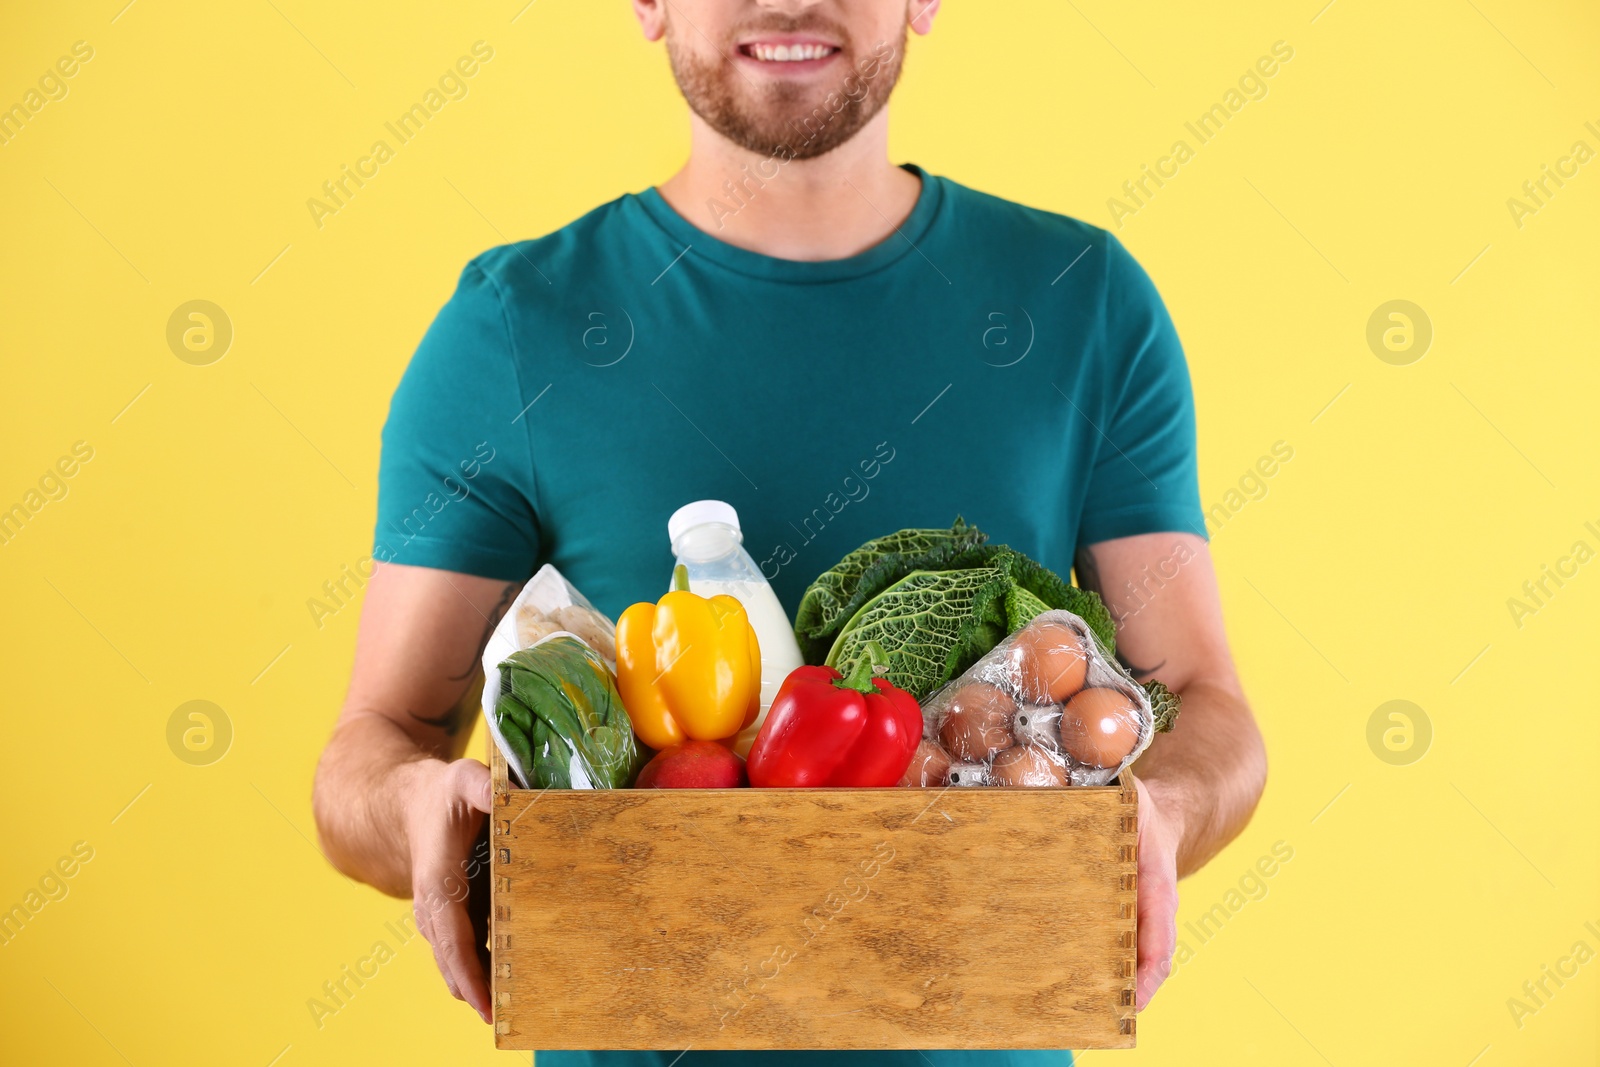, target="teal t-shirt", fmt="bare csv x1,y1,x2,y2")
376,164,1204,624
375,165,1204,1065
